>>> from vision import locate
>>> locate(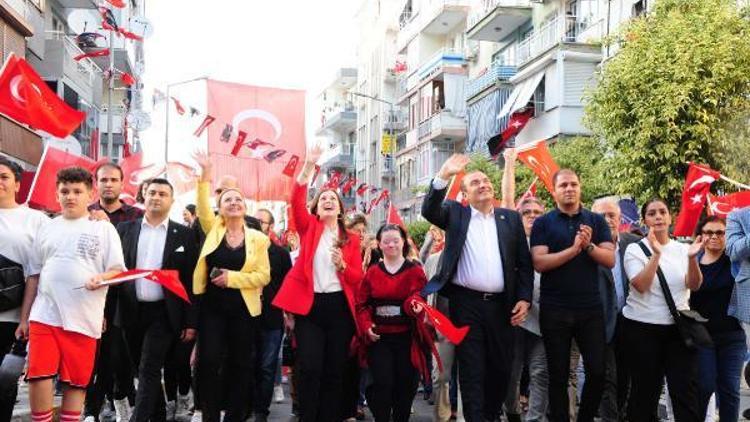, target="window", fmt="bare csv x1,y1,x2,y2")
493,44,516,66
633,0,648,17
533,77,545,116
418,146,430,180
